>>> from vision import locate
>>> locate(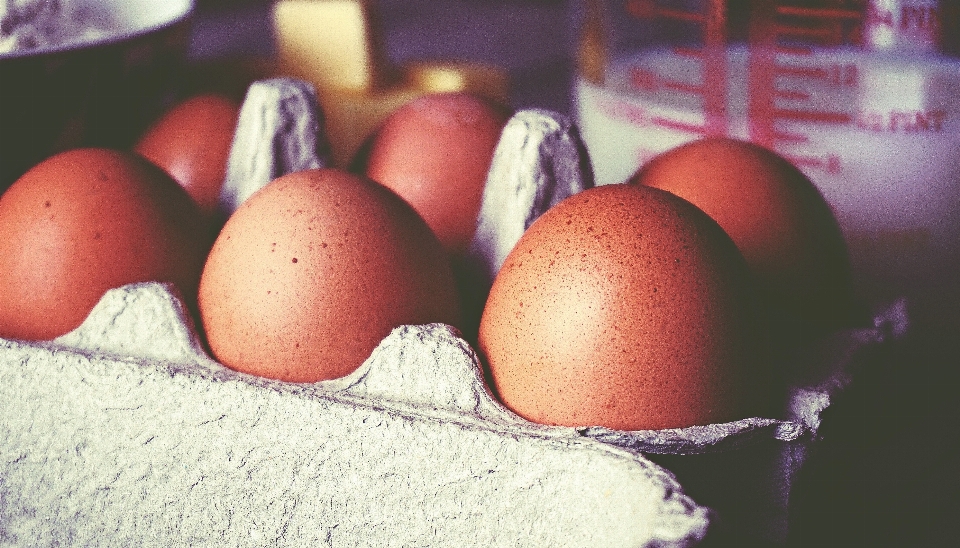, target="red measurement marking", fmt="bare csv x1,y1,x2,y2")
901,6,941,31
597,97,649,127
775,45,815,56
702,44,728,135
856,109,948,133
775,65,824,79
827,63,858,86
707,117,727,137
775,63,858,86
748,42,777,148
776,6,863,21
627,0,728,136
672,47,704,59
868,5,941,31
662,80,703,94
775,108,851,124
704,0,726,47
651,116,708,135
657,7,706,24
774,24,840,42
630,68,659,92
630,67,704,96
625,0,705,23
